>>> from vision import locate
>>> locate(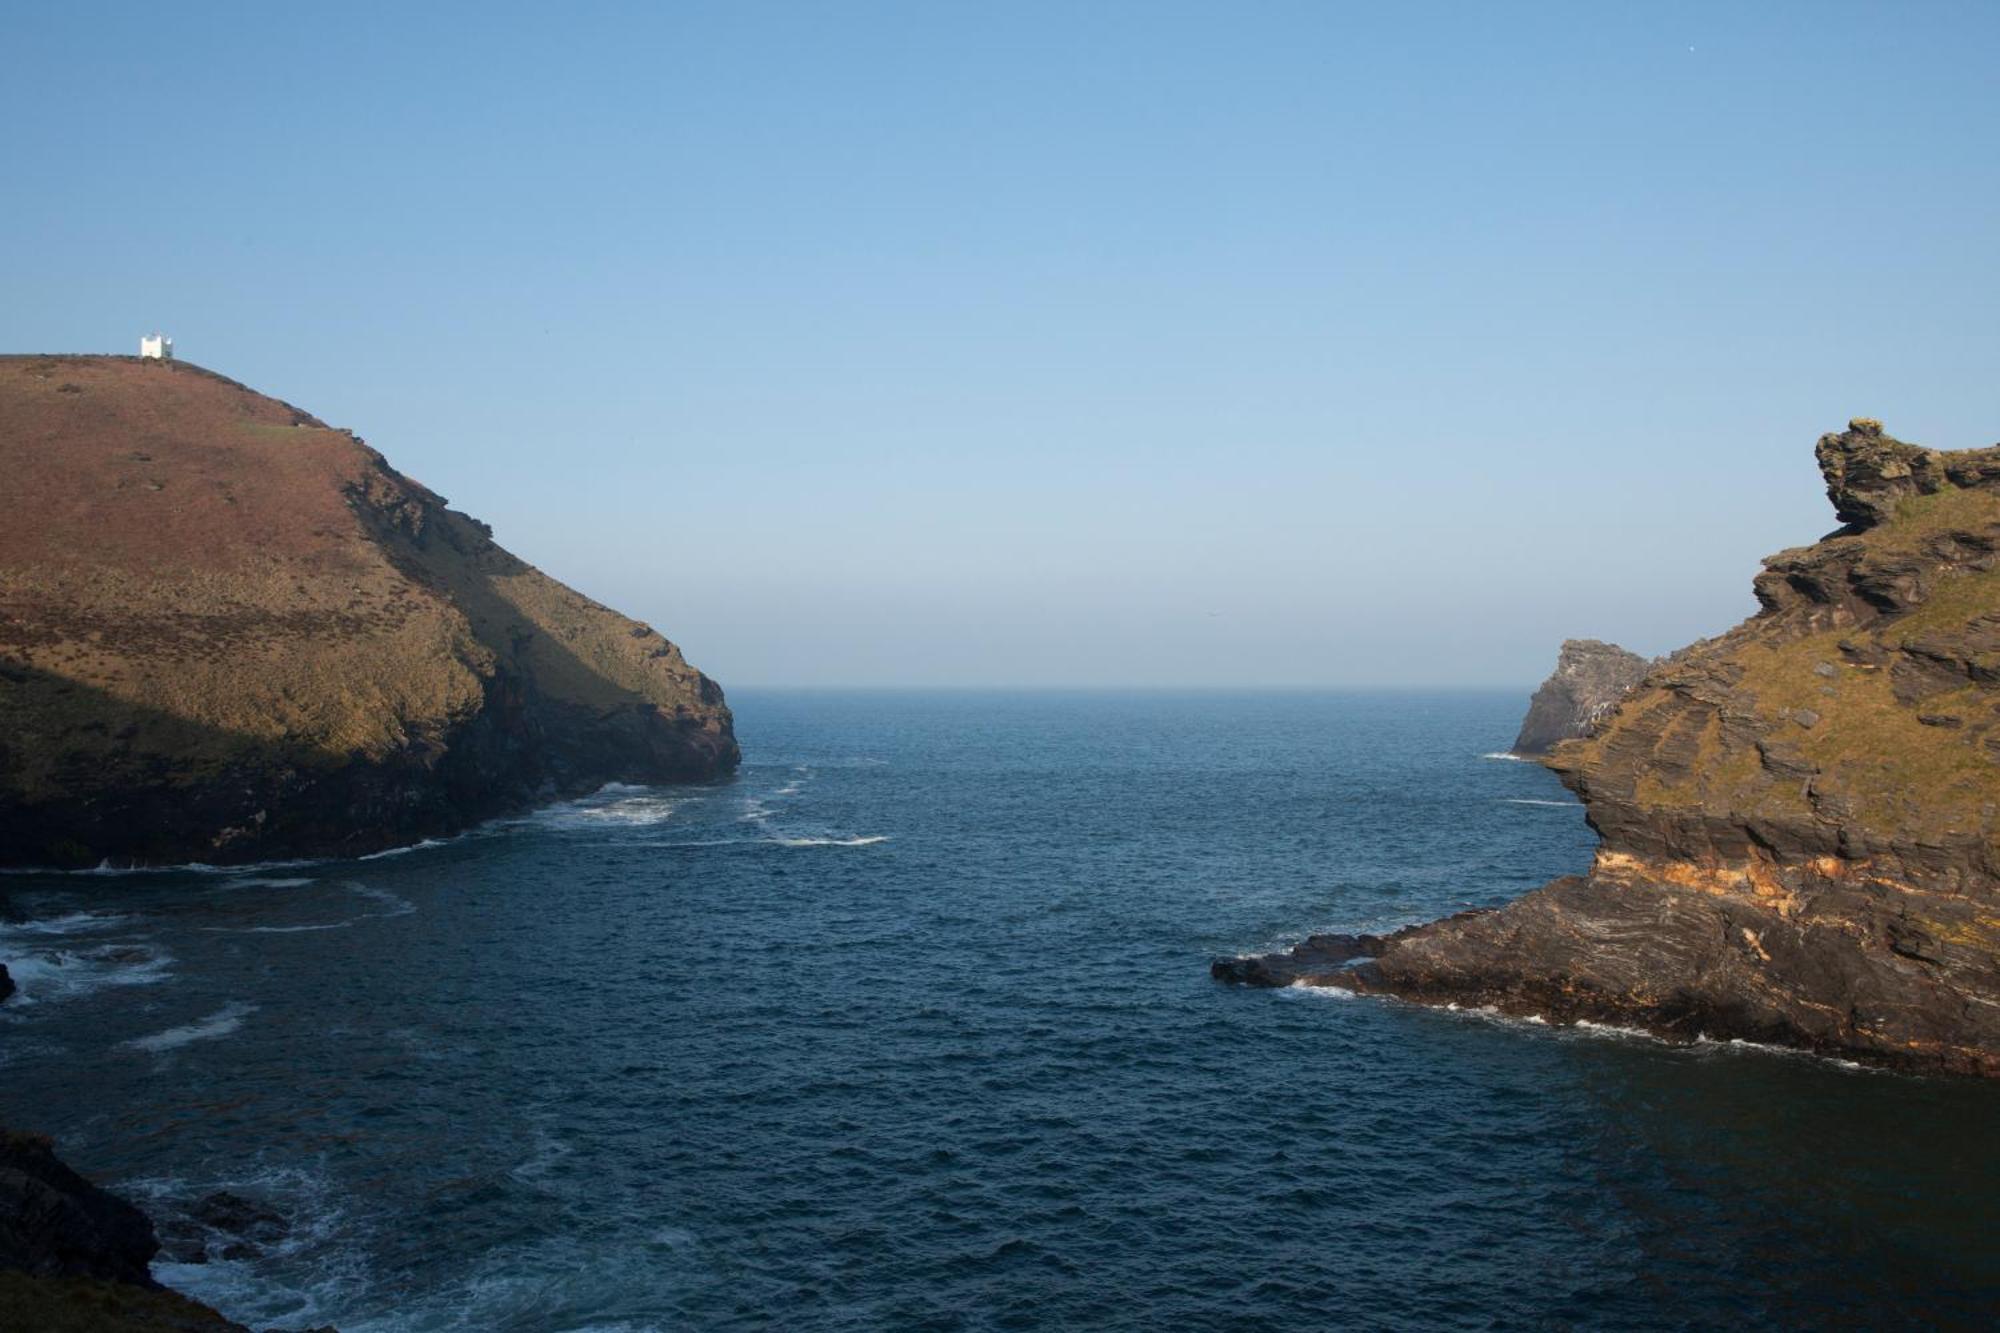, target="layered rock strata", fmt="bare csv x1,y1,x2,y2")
1220,421,2000,1076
